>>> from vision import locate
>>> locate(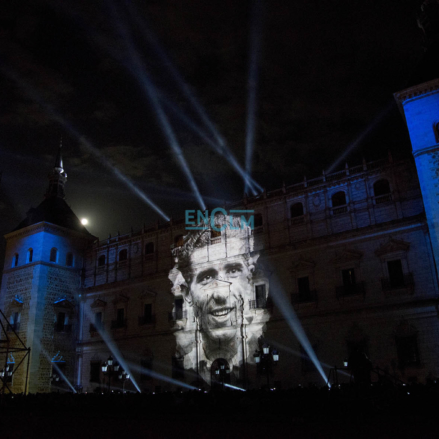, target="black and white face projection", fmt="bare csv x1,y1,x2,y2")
169,214,270,386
